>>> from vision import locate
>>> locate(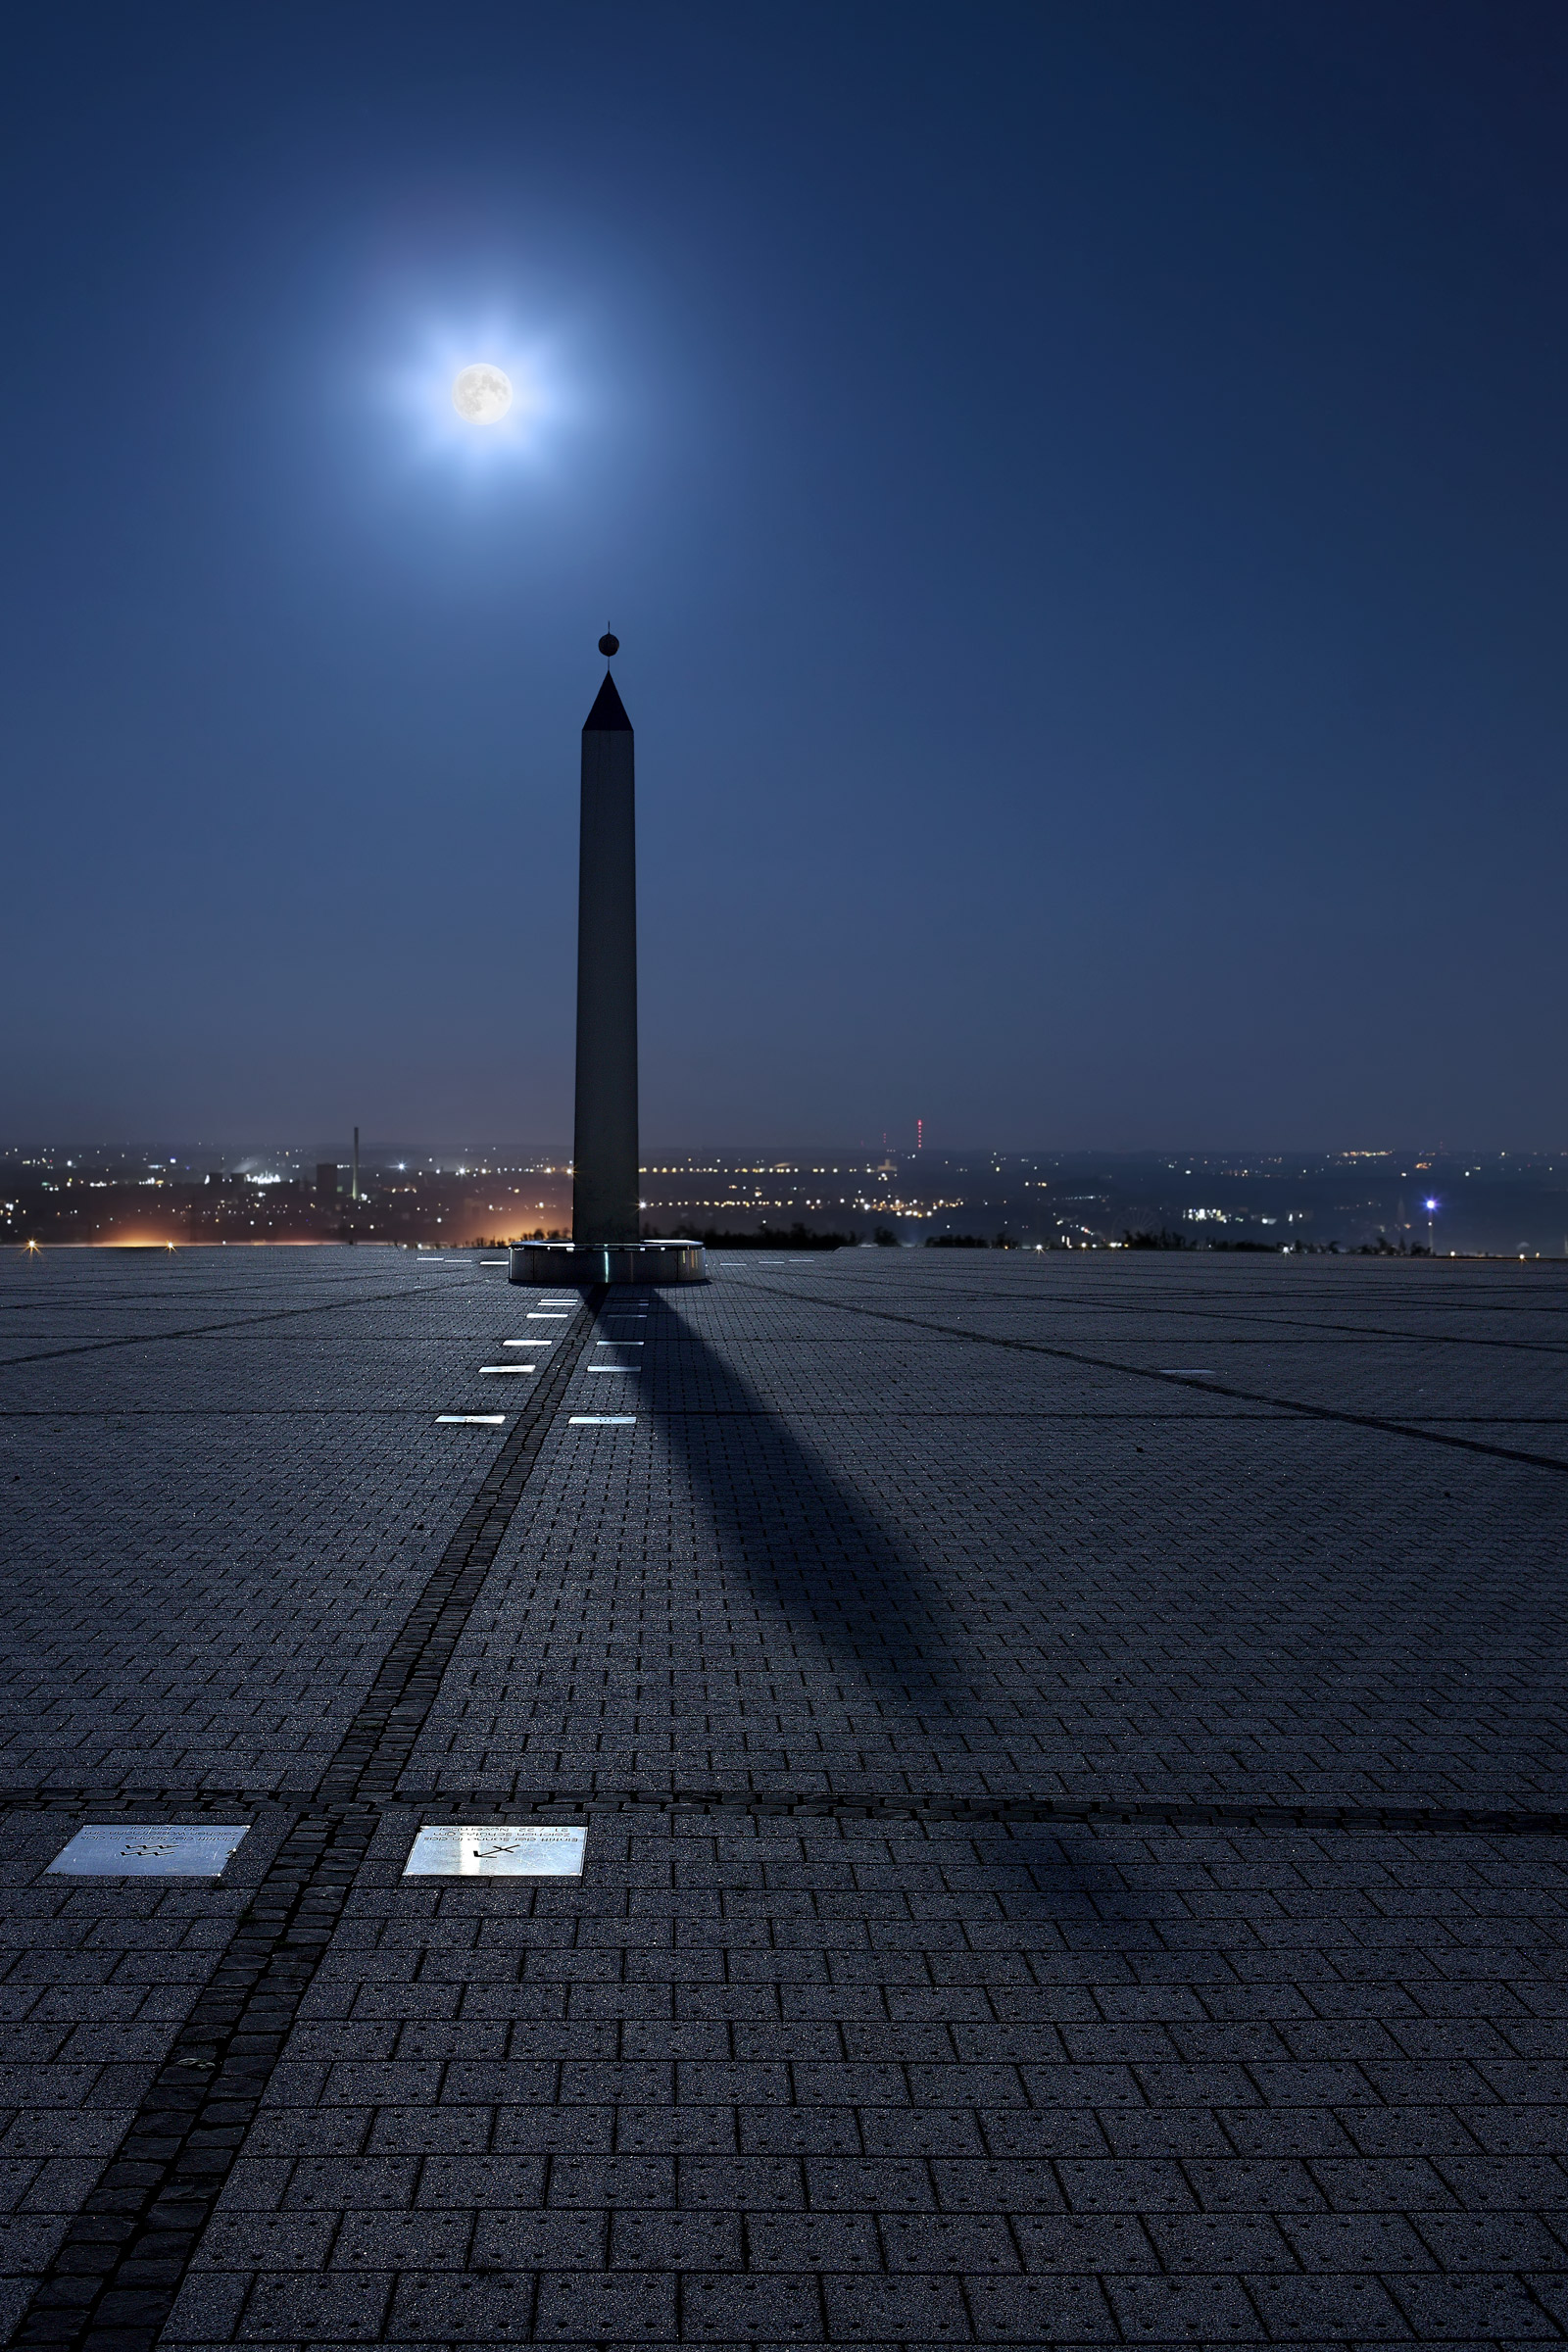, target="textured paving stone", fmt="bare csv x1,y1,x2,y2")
3,1246,1568,2344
